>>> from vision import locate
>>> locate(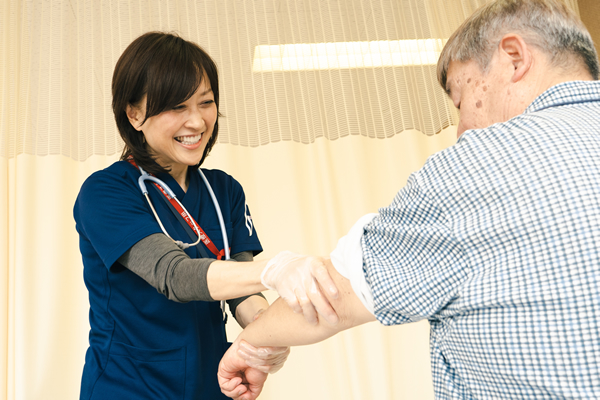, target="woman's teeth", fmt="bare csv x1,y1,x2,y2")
175,135,202,145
